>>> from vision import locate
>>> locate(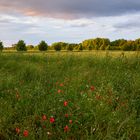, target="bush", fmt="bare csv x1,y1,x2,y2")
38,41,48,51
52,42,62,51
16,40,27,51
67,44,74,51
0,41,4,52
27,45,34,50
